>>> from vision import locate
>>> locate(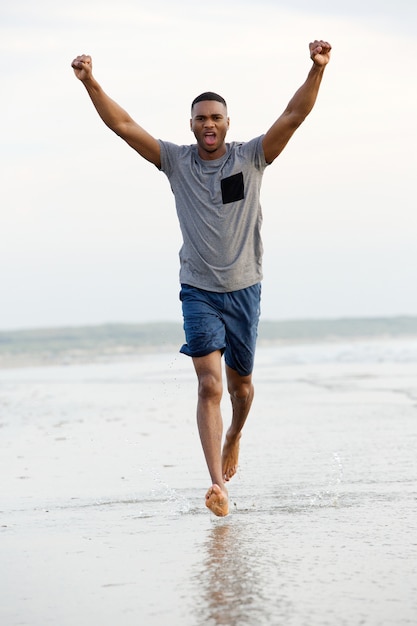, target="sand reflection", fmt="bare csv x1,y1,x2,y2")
192,518,273,626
